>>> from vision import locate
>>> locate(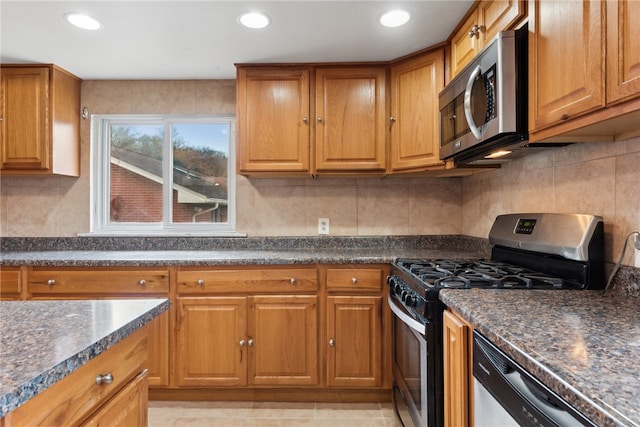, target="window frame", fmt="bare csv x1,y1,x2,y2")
90,114,239,236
